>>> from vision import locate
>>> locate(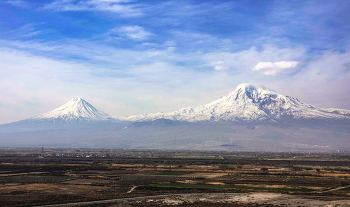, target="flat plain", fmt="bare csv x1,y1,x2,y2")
0,149,349,206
